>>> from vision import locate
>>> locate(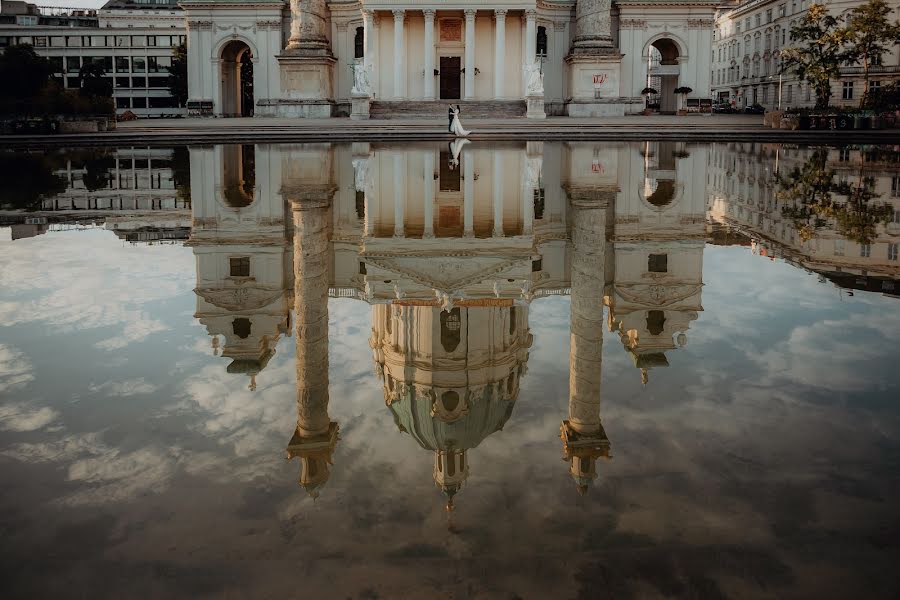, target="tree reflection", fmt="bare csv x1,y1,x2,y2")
778,147,894,244
0,152,67,210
